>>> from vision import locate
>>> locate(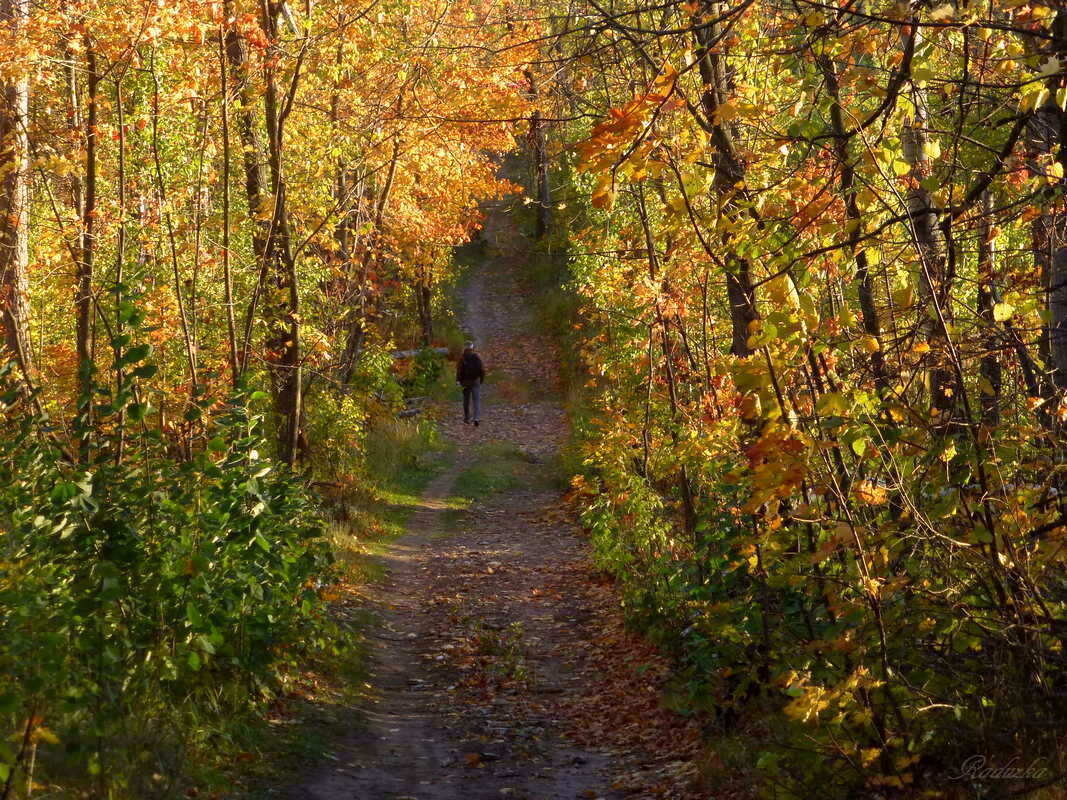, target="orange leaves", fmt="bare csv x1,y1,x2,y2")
852,480,888,506
741,423,809,515
591,173,616,210
576,65,680,188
